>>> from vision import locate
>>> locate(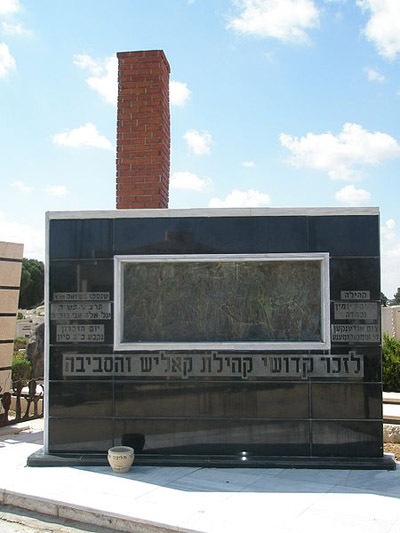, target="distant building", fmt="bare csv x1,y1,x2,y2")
16,307,45,339
0,241,23,393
